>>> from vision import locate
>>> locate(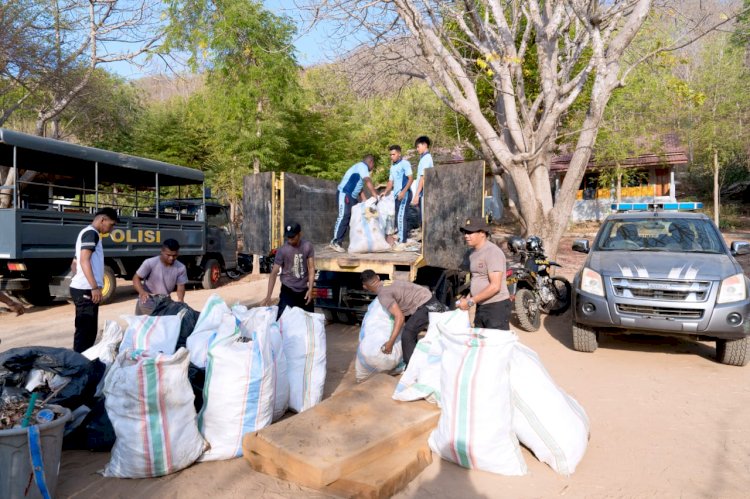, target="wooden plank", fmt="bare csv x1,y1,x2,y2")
242,172,273,255
422,161,484,270
243,374,440,488
324,430,433,499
